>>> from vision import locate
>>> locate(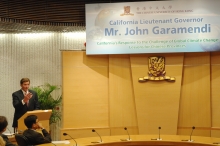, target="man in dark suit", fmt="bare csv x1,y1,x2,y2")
0,116,16,146
12,78,40,131
23,115,52,145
